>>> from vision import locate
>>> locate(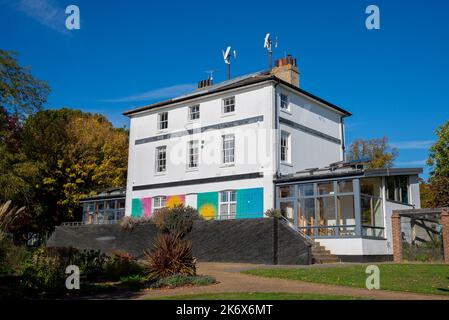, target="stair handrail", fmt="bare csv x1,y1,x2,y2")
278,215,315,246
